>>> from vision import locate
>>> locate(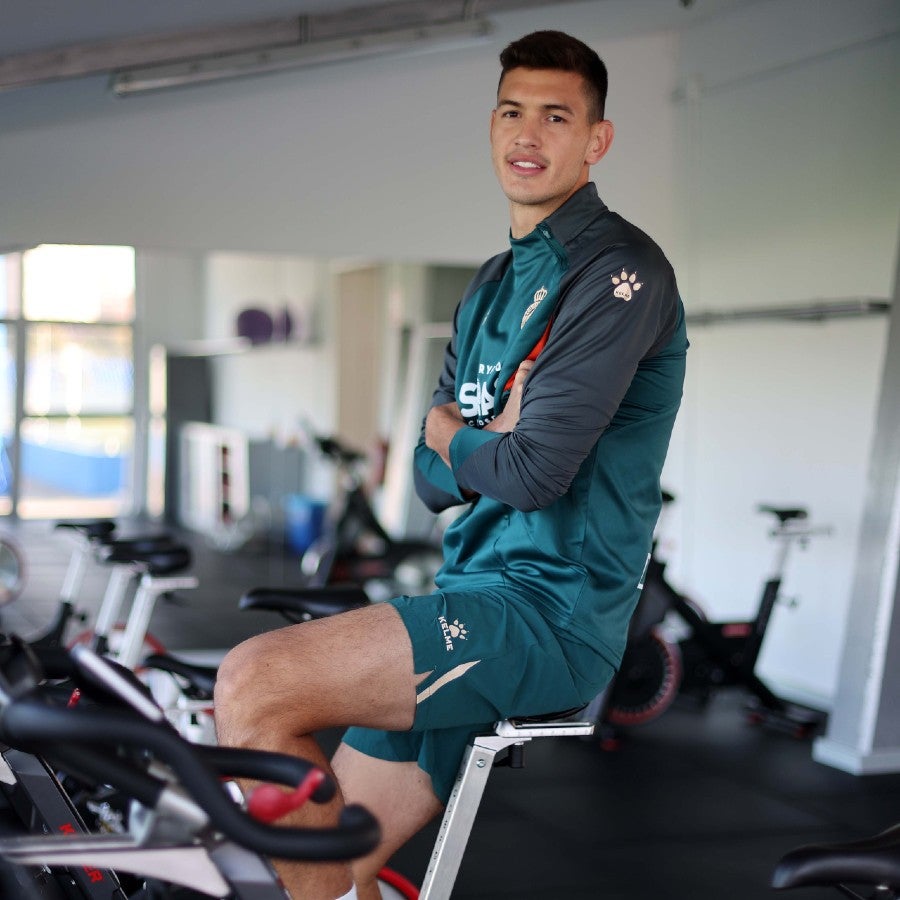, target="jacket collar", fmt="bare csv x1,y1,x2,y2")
541,182,607,247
